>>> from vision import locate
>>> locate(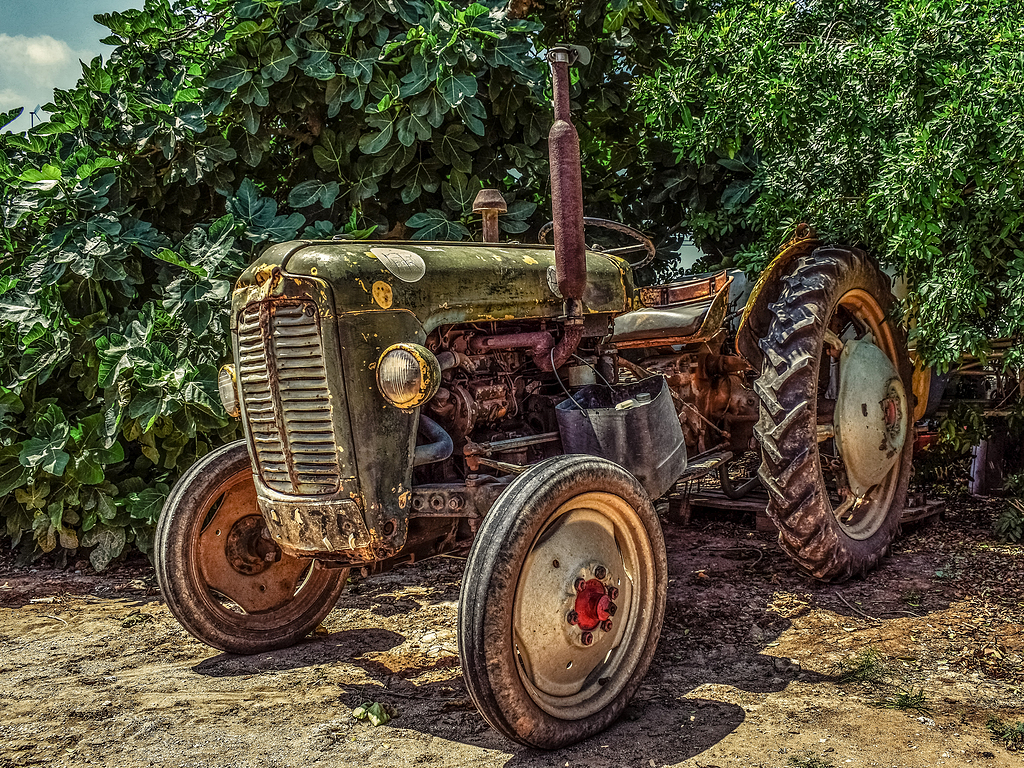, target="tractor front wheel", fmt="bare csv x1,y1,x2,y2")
458,455,667,748
155,441,347,654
